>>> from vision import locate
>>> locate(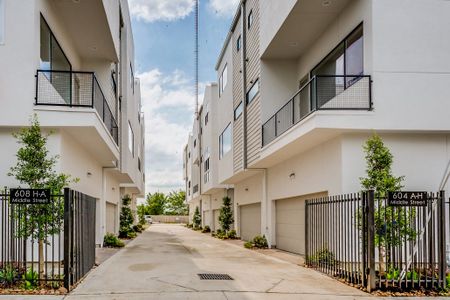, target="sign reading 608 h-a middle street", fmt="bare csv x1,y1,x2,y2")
387,191,428,207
